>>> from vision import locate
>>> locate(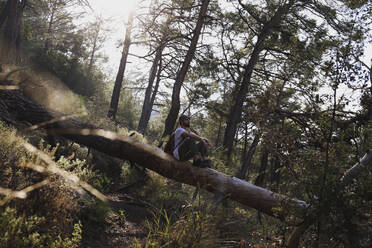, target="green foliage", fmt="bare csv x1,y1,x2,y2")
138,172,190,210
0,207,81,248
135,207,217,248
19,0,107,97
82,80,143,132
0,207,48,248
80,200,110,233
51,222,82,248
343,0,369,8
30,48,99,96
57,156,111,192
0,122,28,164
0,122,108,247
119,209,127,222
